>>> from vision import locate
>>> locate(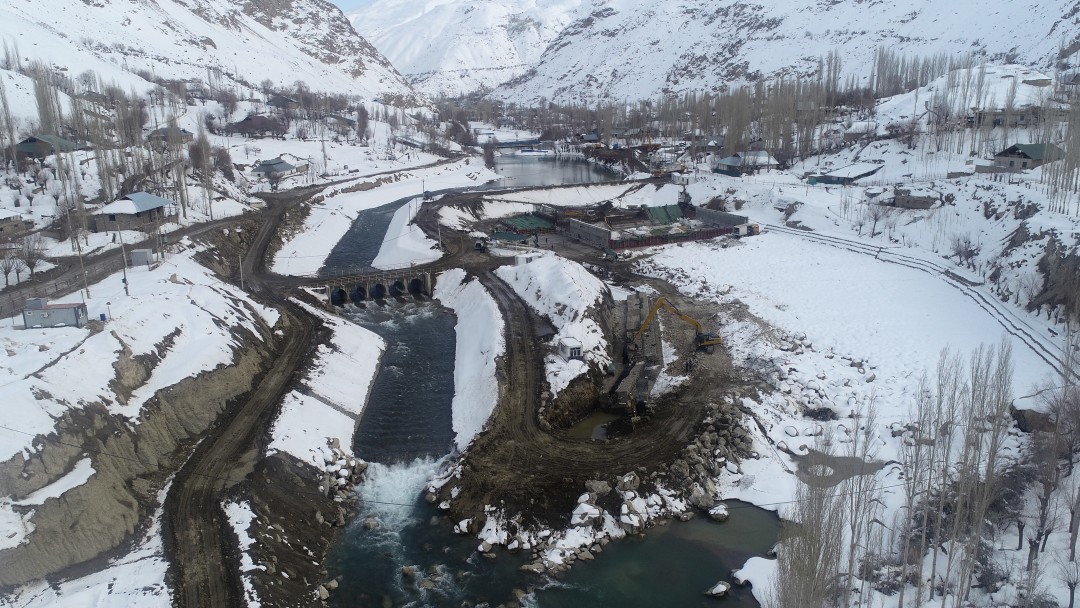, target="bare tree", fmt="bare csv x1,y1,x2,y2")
12,255,26,284
768,436,845,608
0,249,16,287
1059,557,1080,608
20,233,47,278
